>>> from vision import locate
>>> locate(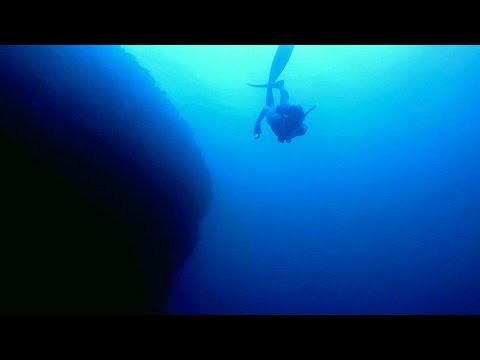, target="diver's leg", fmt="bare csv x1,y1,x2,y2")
277,82,290,106
266,87,274,107
248,80,285,107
